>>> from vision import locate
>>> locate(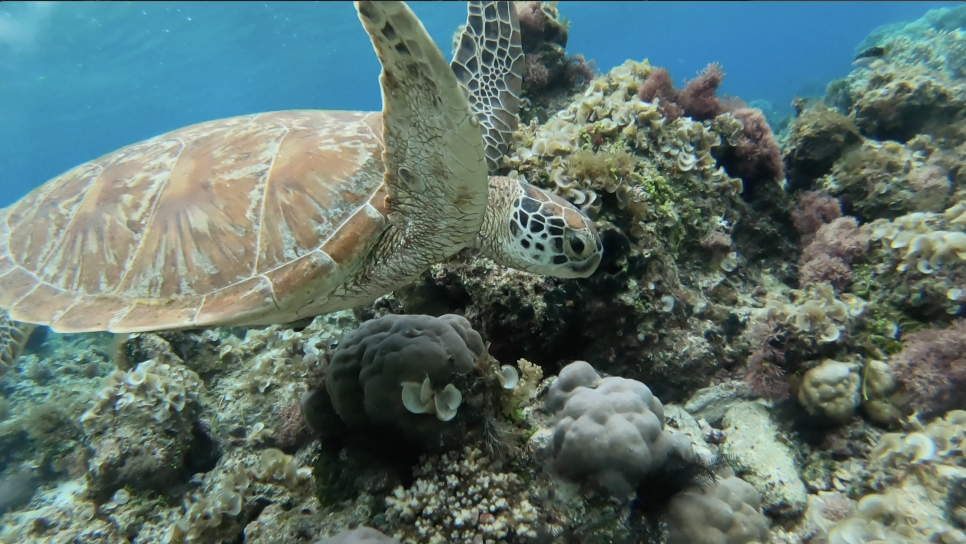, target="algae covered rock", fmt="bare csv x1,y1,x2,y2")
721,401,808,516
784,105,861,191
